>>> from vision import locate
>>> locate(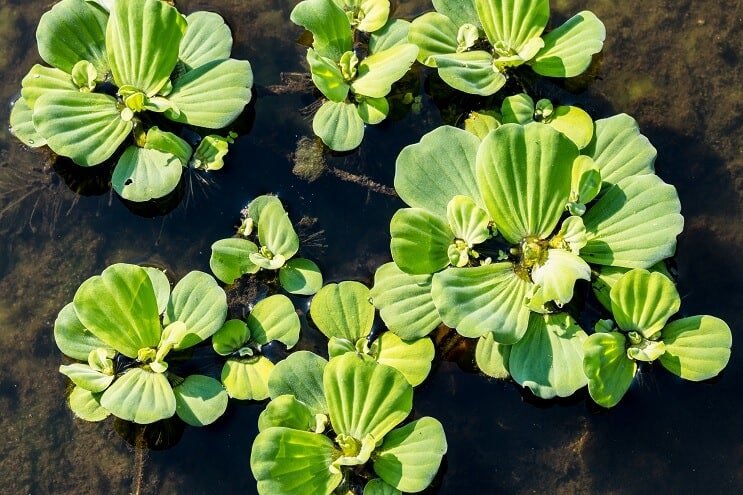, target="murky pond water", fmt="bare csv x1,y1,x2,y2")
0,0,740,493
